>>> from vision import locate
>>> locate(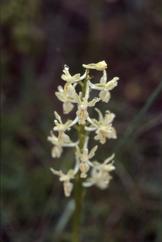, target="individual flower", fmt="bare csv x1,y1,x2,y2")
55,83,78,114
82,61,107,71
89,70,119,103
75,137,98,178
53,111,78,133
47,132,63,158
61,65,86,84
83,154,115,189
76,84,100,125
50,168,76,197
76,97,99,125
87,108,117,144
48,131,76,158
